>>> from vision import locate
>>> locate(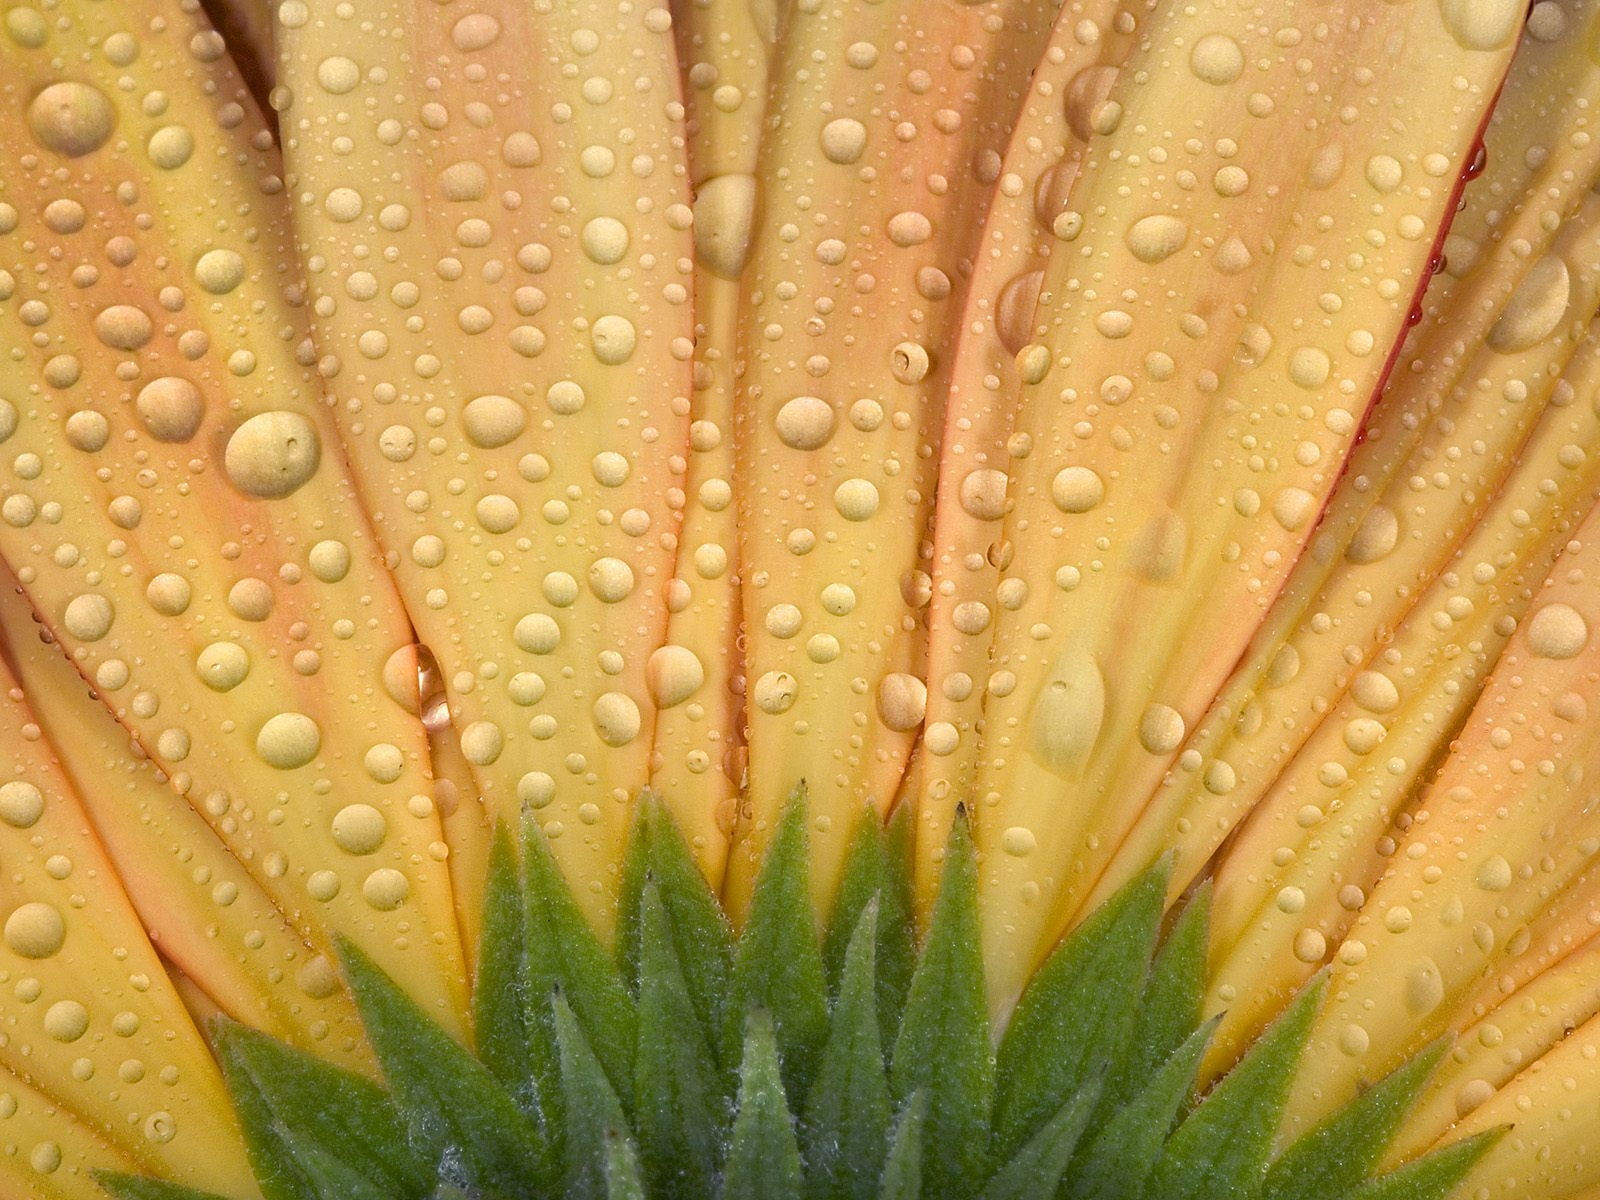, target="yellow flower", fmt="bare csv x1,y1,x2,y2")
0,0,1596,1196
